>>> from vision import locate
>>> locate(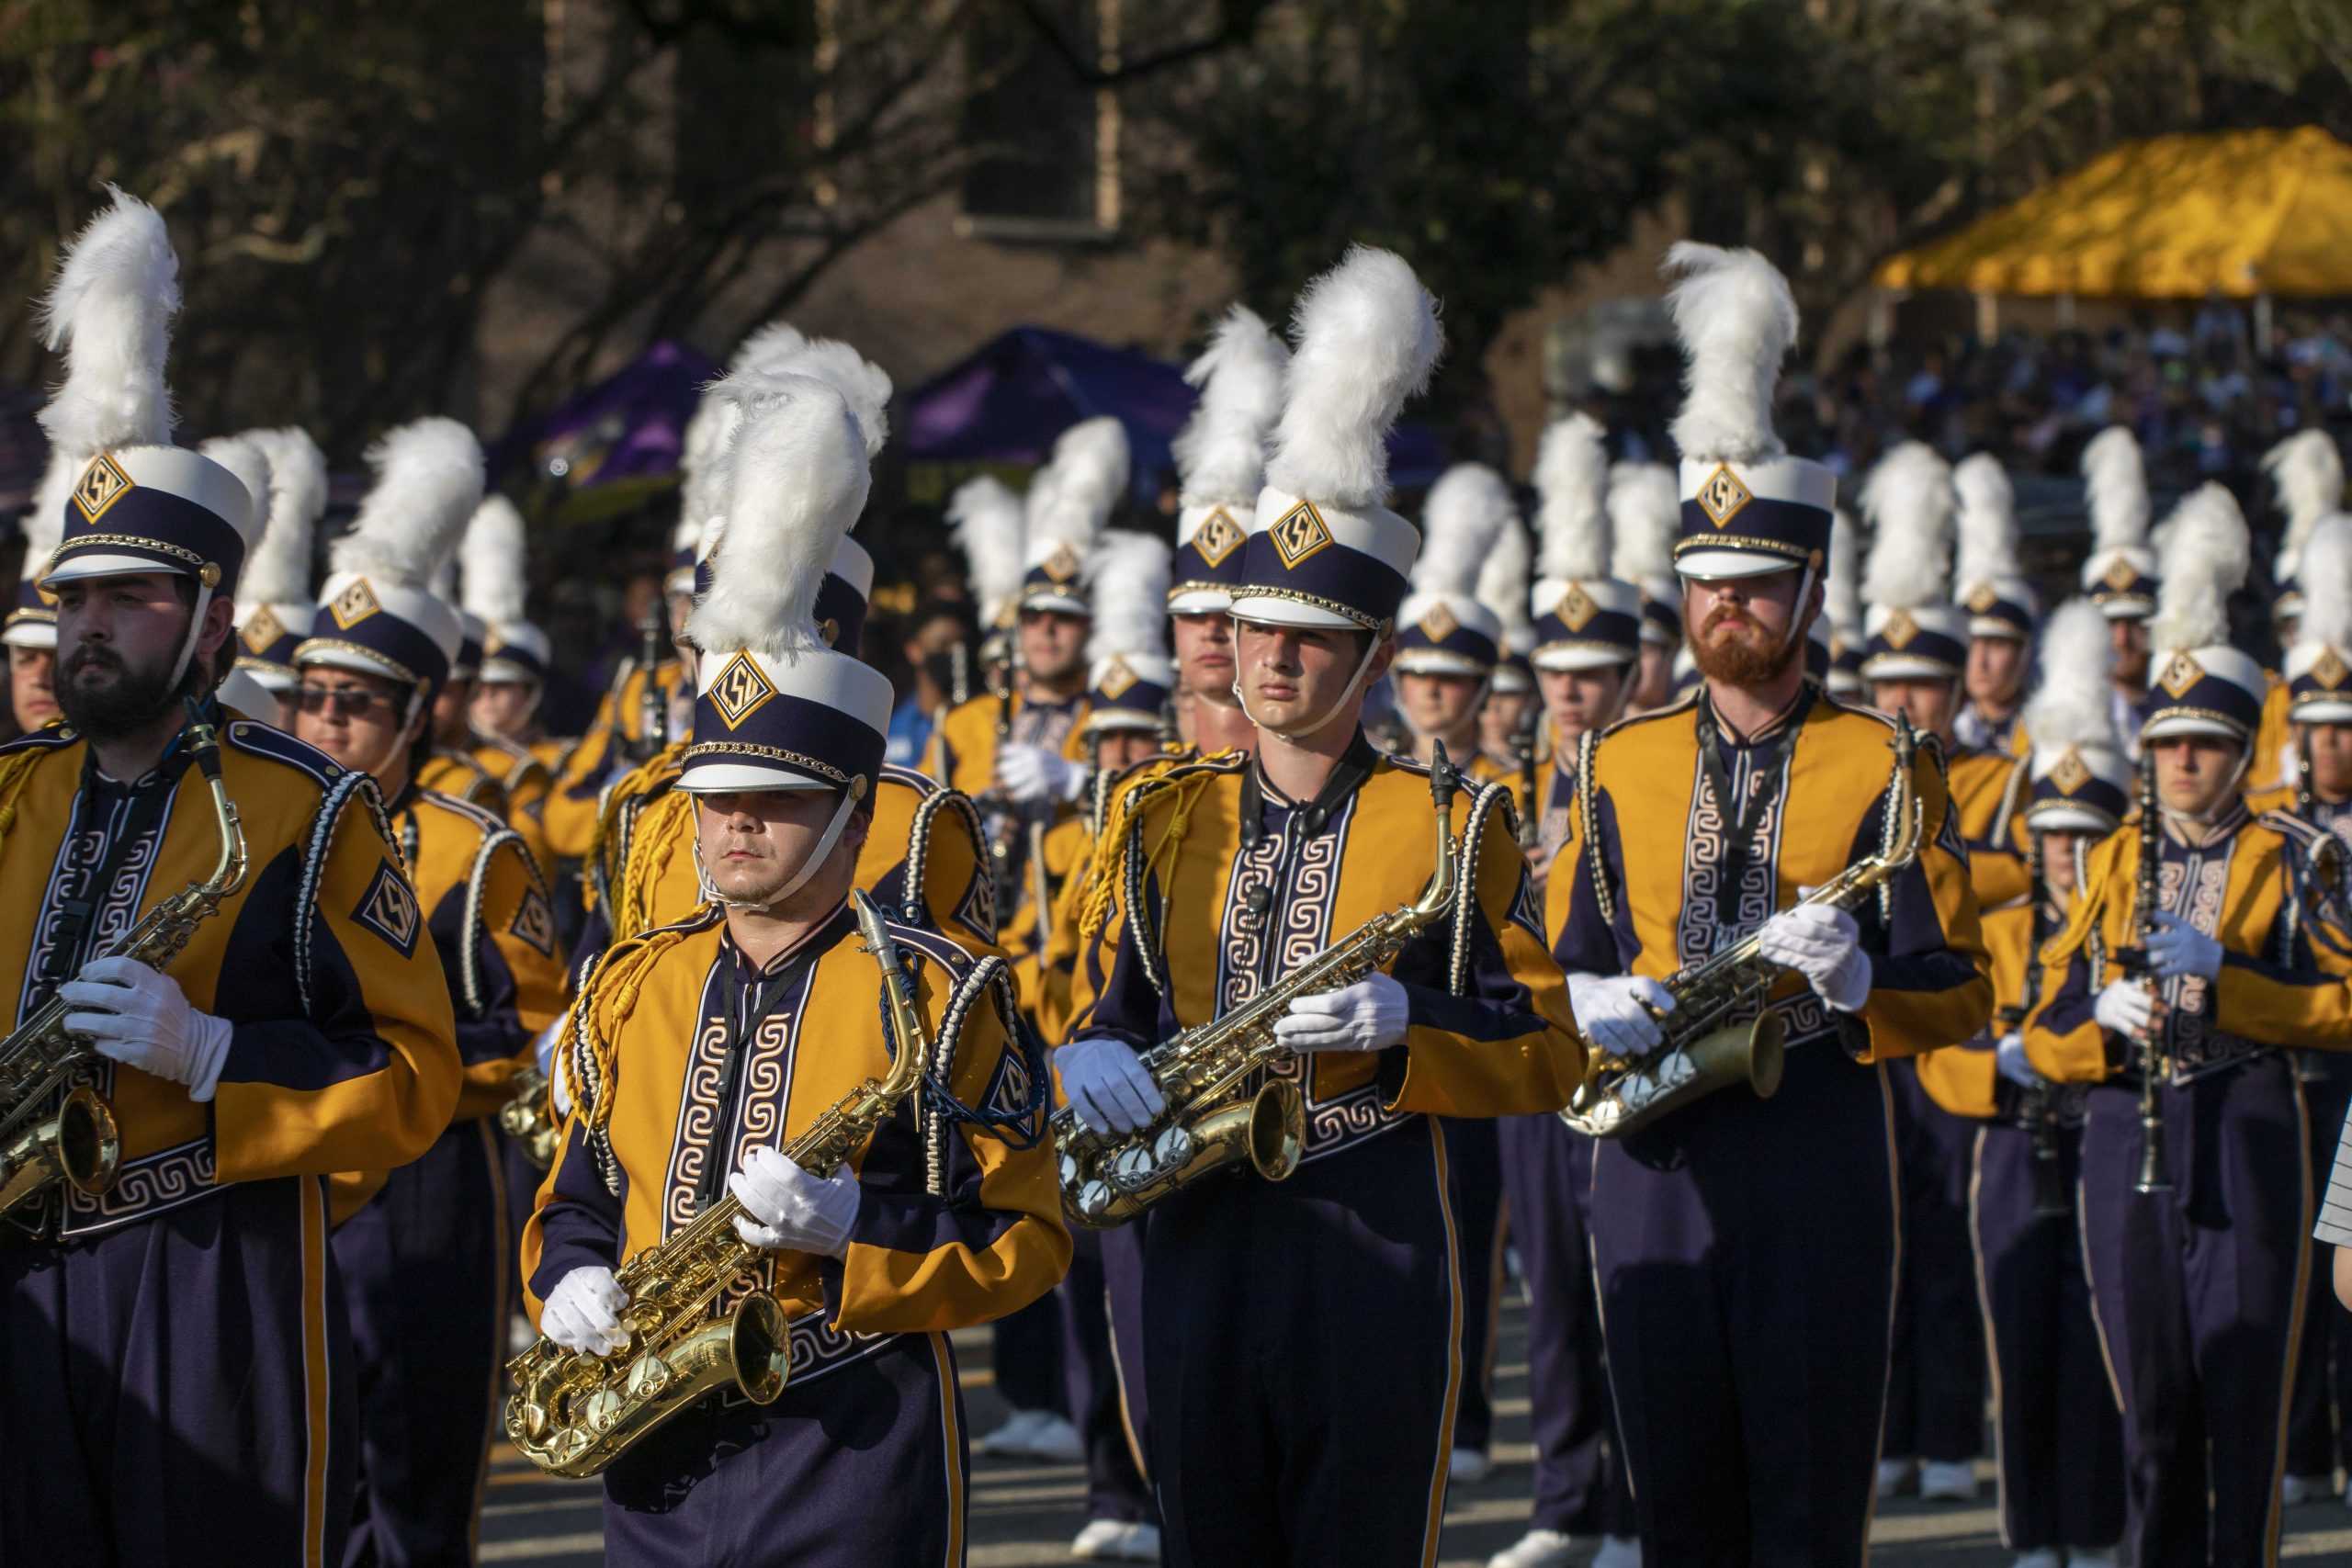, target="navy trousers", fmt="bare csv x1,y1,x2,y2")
1883,1058,1987,1466
1970,1120,2123,1552
2287,1052,2352,1479
2079,1059,2310,1568
602,1331,967,1566
1062,1224,1155,1524
1143,1114,1462,1568
1589,1044,1897,1568
1444,1113,1506,1455
1496,1110,1633,1537
1,1175,356,1568
989,1288,1065,1416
